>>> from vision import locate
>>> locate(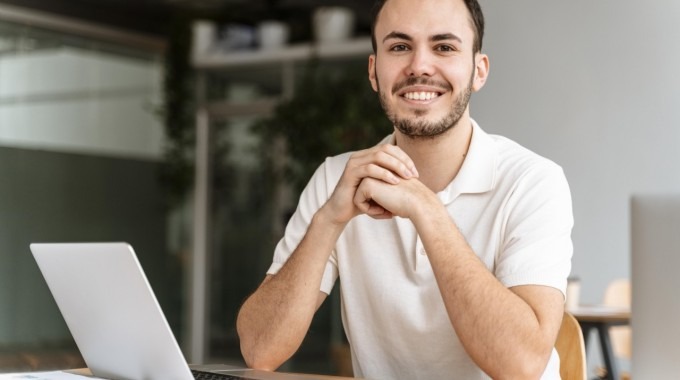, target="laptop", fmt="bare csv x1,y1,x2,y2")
630,195,680,377
29,242,325,380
